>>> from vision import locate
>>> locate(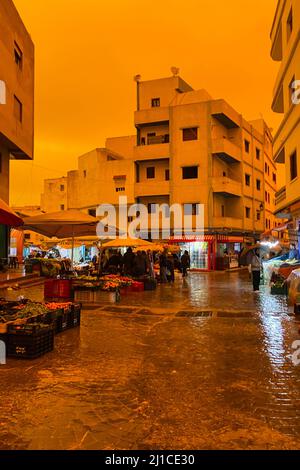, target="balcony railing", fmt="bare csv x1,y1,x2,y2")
212,176,242,197
275,186,286,206
140,134,170,146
